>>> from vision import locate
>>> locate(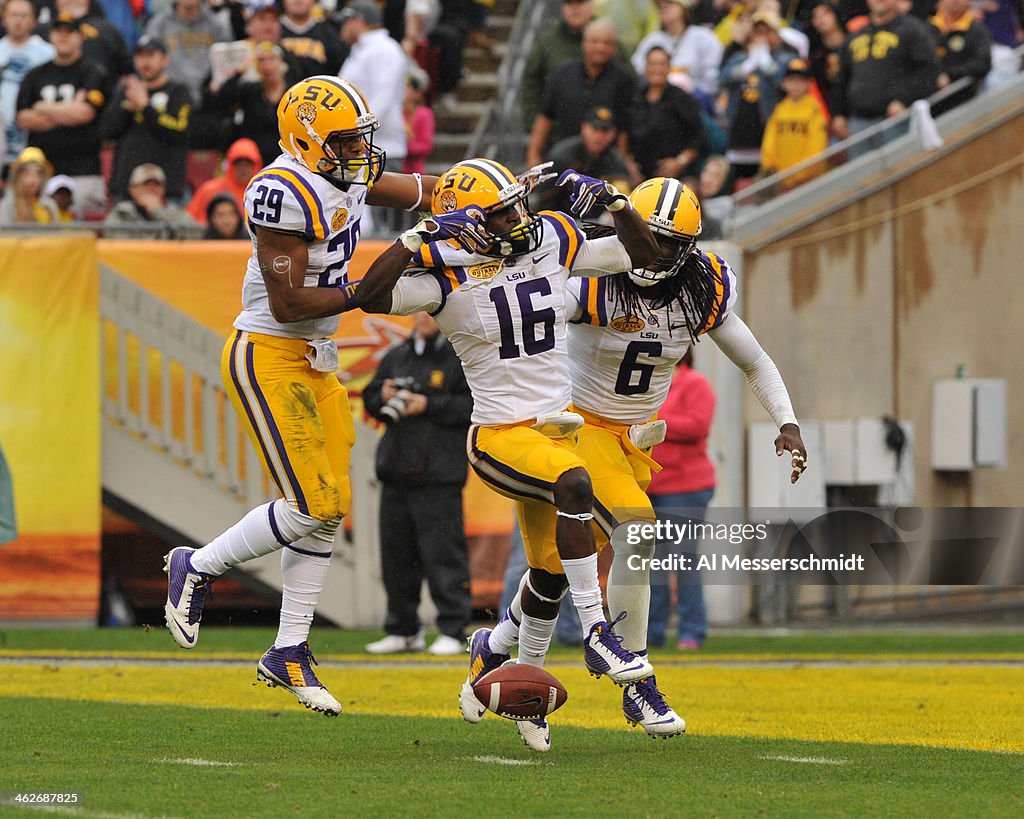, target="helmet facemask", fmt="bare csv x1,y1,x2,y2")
289,104,384,185
629,224,698,288
480,195,543,258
